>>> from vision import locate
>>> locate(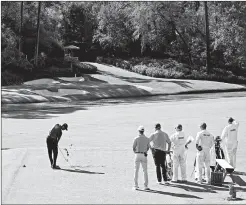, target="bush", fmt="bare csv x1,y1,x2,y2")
46,57,70,68
96,56,246,84
2,46,33,73
132,65,148,75
73,62,98,74
2,70,23,86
